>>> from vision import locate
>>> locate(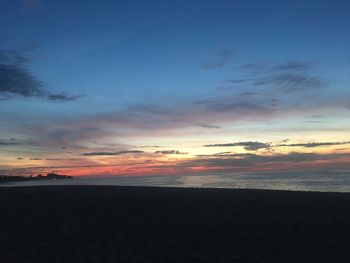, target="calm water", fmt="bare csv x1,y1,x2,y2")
3,169,350,192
